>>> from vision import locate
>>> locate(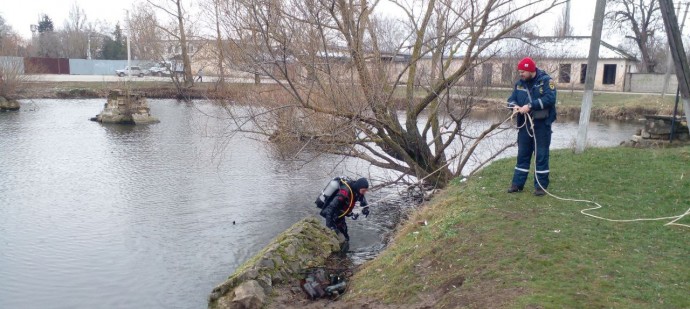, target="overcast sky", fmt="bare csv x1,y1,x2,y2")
1,0,135,38
2,0,599,40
